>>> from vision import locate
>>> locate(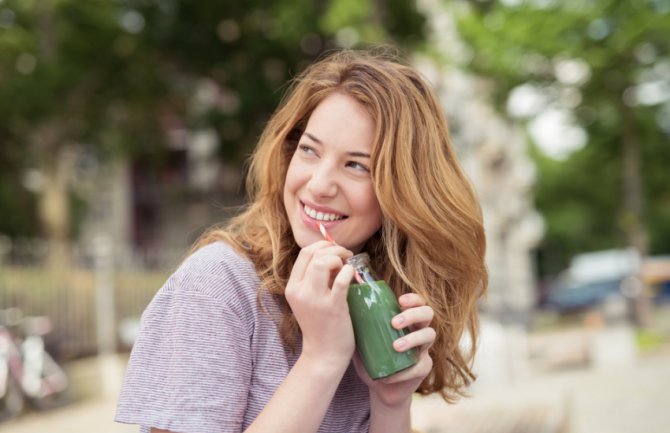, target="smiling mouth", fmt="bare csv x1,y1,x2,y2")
302,203,347,222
